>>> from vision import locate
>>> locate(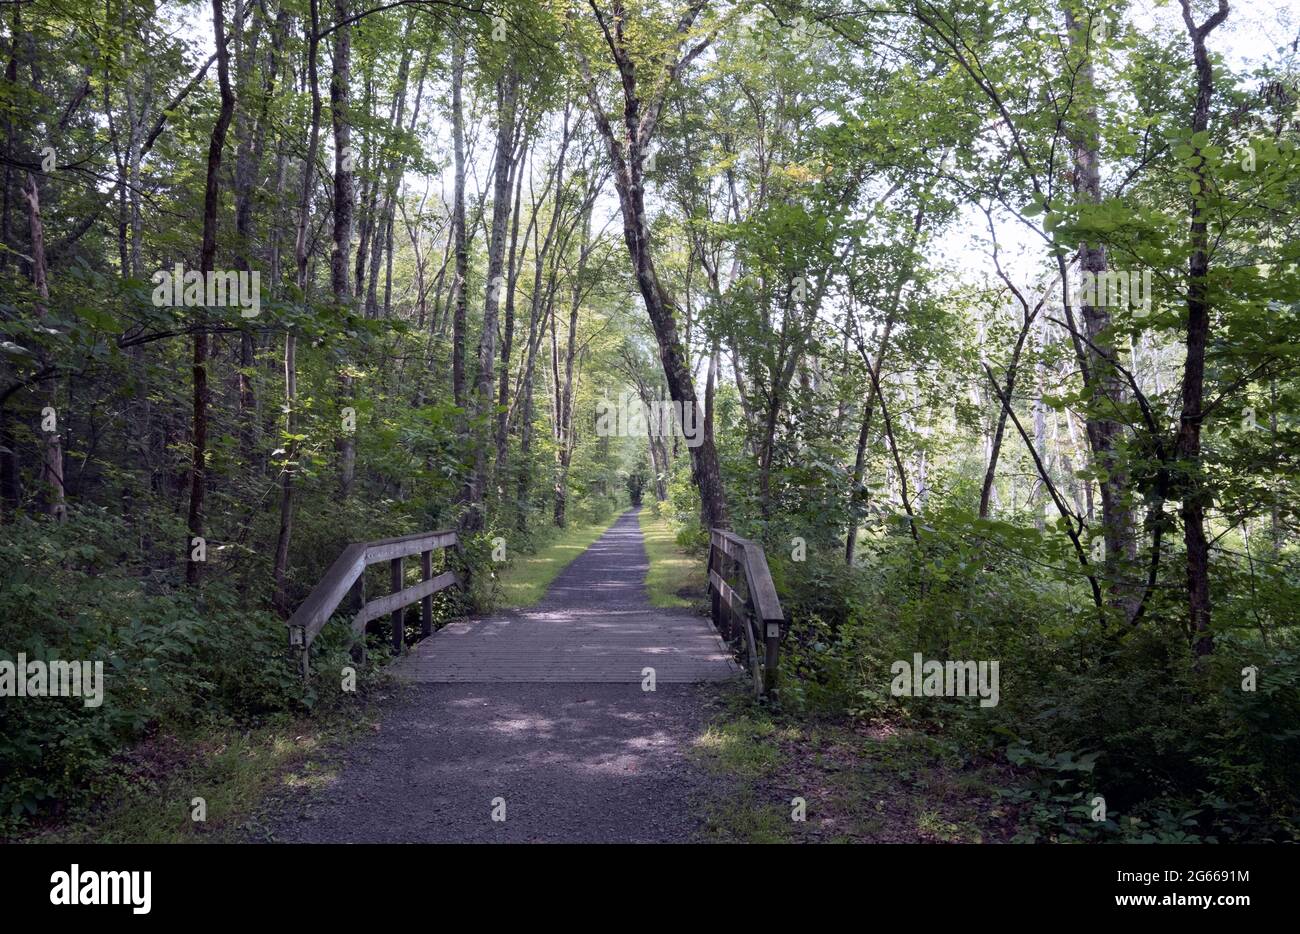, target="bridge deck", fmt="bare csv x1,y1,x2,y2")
393,510,738,683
